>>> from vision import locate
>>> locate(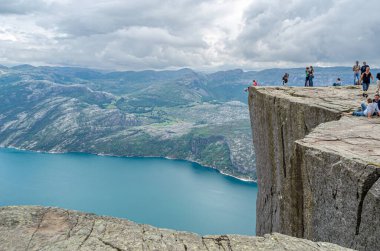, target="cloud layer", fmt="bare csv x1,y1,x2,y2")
0,0,379,70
